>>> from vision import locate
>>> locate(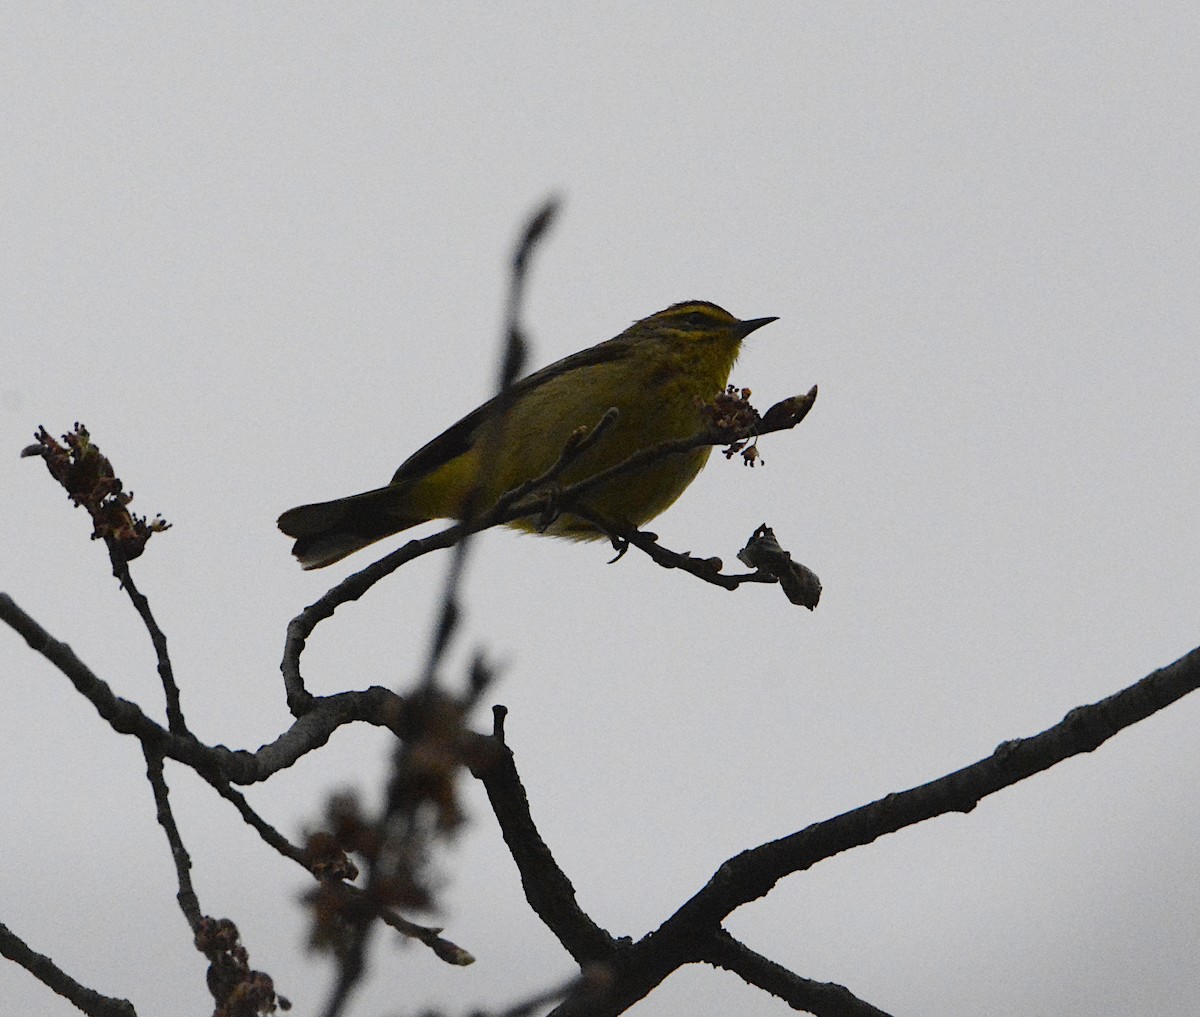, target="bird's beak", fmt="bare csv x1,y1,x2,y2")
735,316,779,338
